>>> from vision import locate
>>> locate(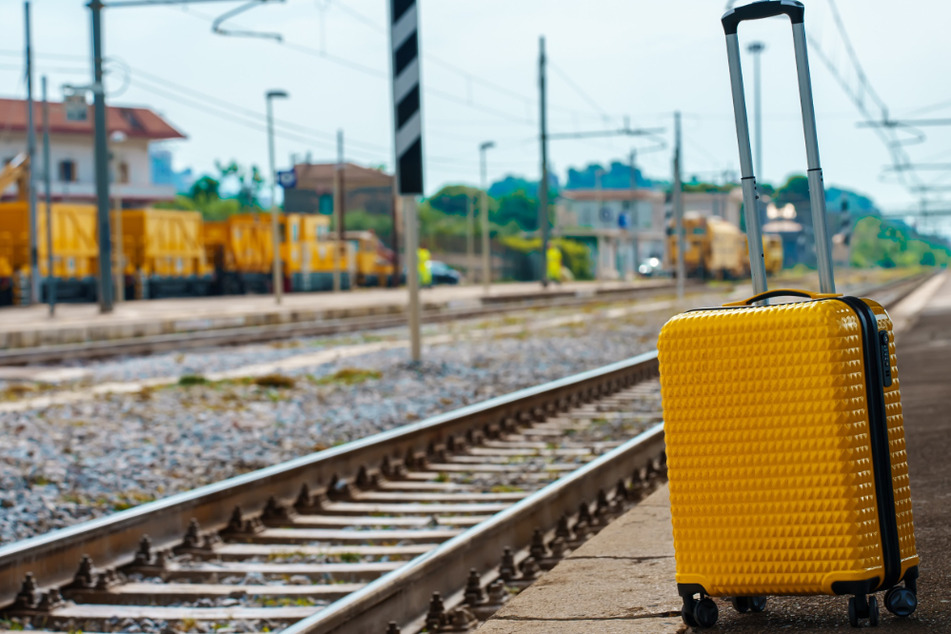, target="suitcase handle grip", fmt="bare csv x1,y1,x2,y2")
722,0,805,35
723,288,840,306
